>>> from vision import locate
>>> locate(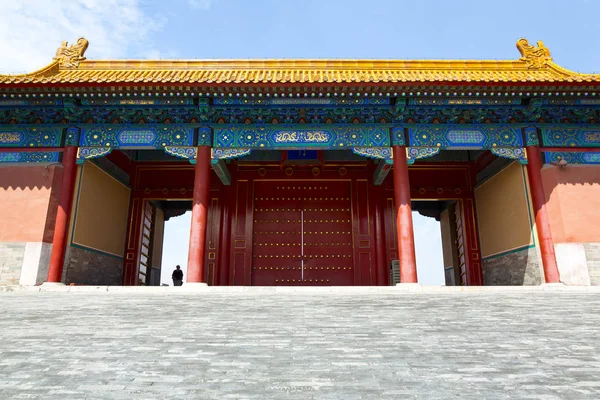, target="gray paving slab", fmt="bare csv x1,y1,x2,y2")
0,290,598,399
